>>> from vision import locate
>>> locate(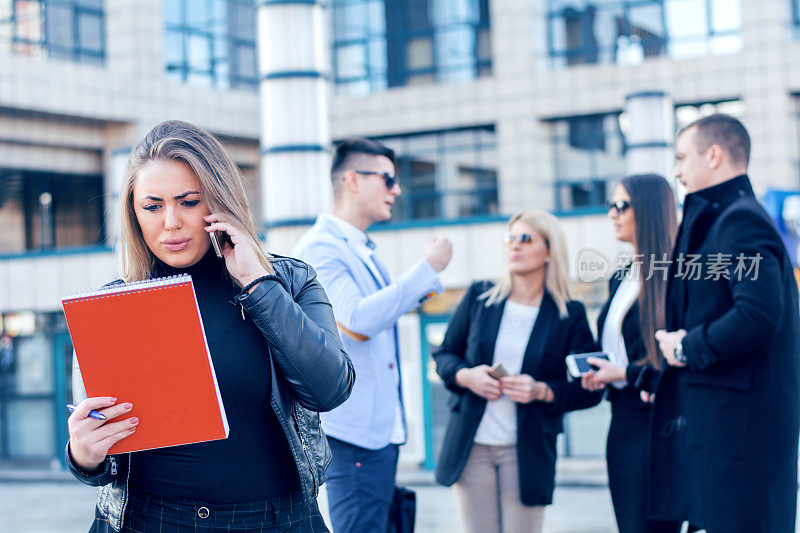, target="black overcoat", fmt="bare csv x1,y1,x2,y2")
433,282,601,505
648,175,800,532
